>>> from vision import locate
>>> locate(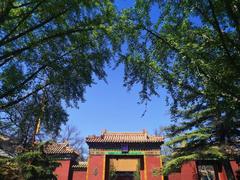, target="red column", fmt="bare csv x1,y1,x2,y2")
87,155,105,180
140,169,145,180
54,160,71,180
145,156,163,180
